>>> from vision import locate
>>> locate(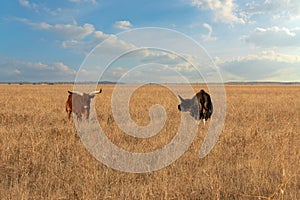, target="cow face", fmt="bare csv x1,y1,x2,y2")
80,93,94,119
178,95,192,112
178,95,200,119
